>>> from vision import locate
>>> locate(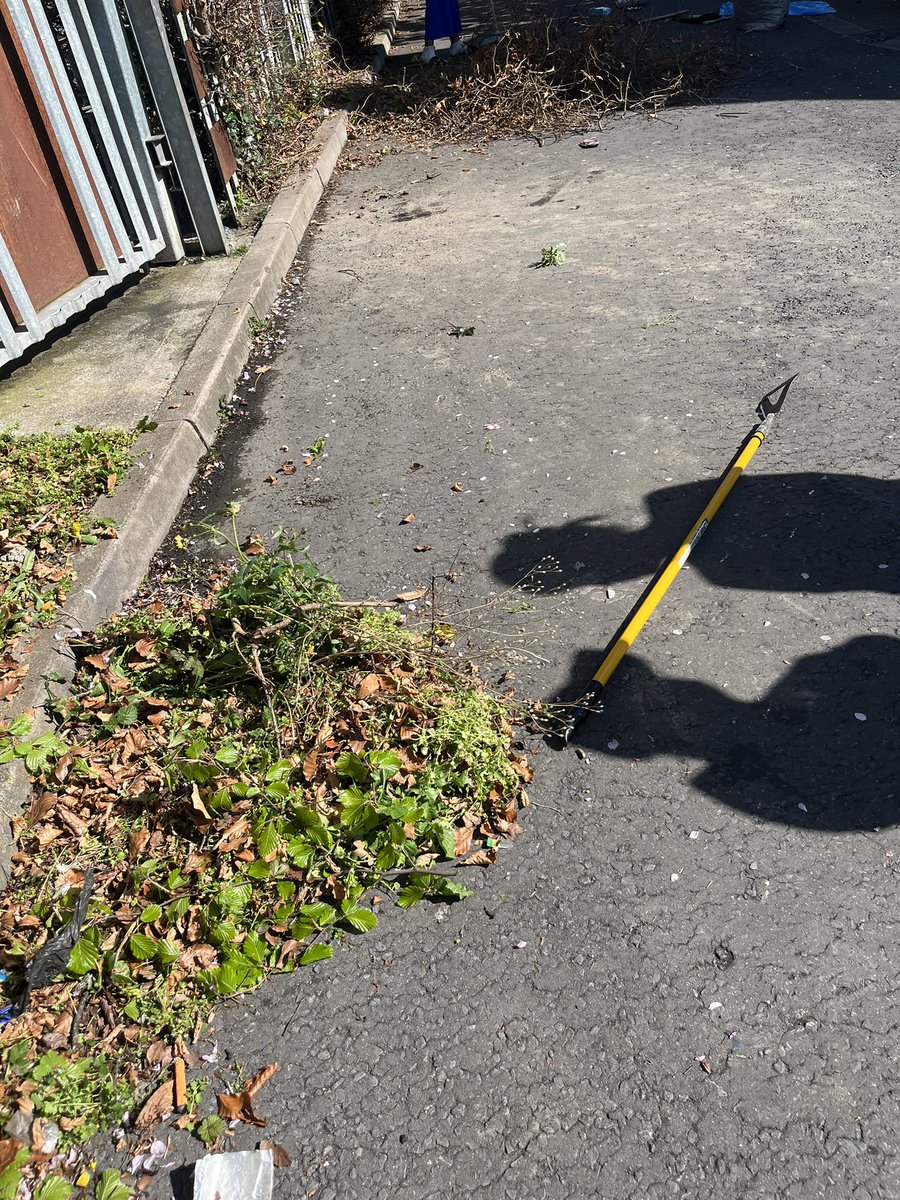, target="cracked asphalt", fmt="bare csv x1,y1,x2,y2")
161,10,899,1197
